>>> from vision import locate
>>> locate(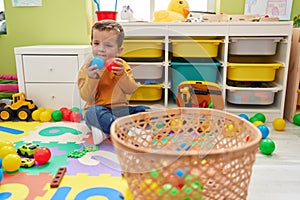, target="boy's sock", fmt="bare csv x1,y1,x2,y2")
91,126,109,145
